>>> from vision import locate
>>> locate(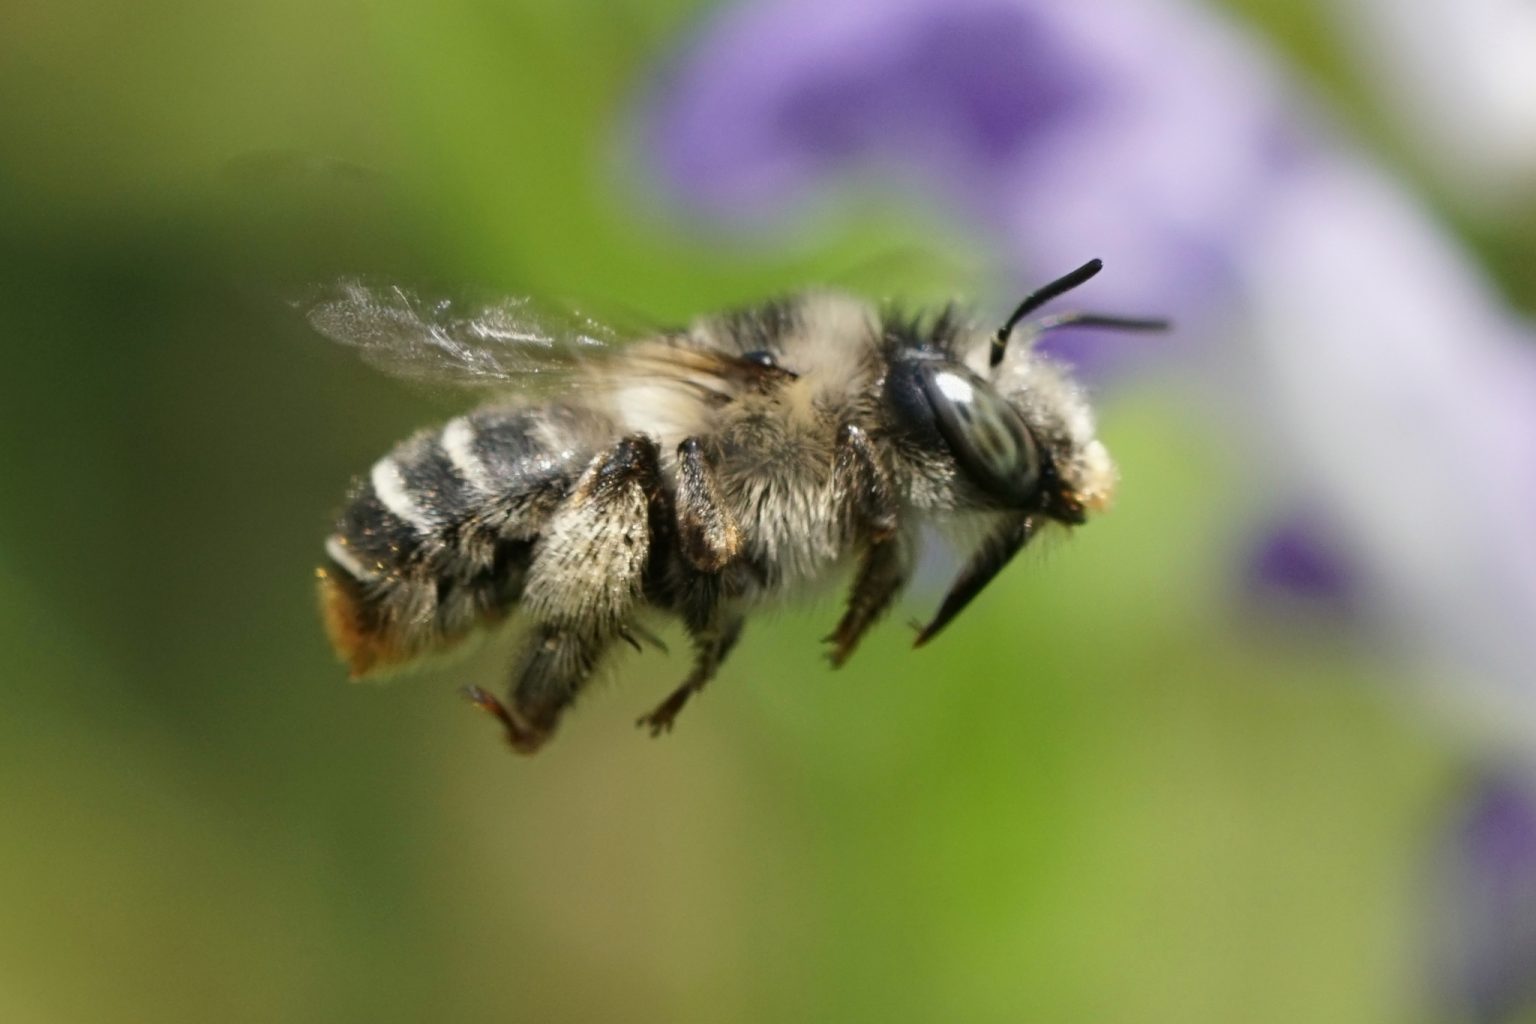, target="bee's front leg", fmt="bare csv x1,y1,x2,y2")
825,424,909,666
471,434,661,754
912,513,1036,647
